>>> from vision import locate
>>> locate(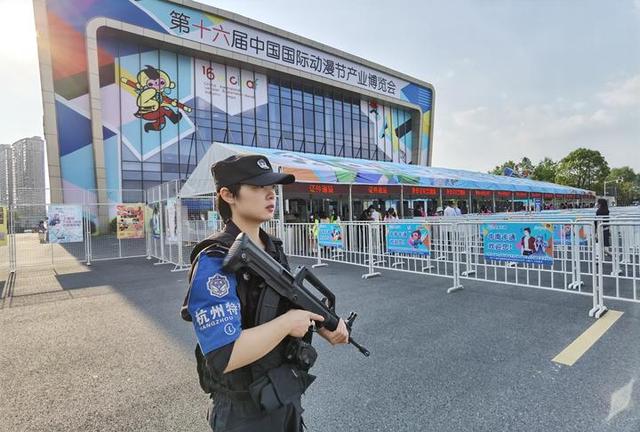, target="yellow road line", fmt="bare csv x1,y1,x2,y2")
552,310,624,366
